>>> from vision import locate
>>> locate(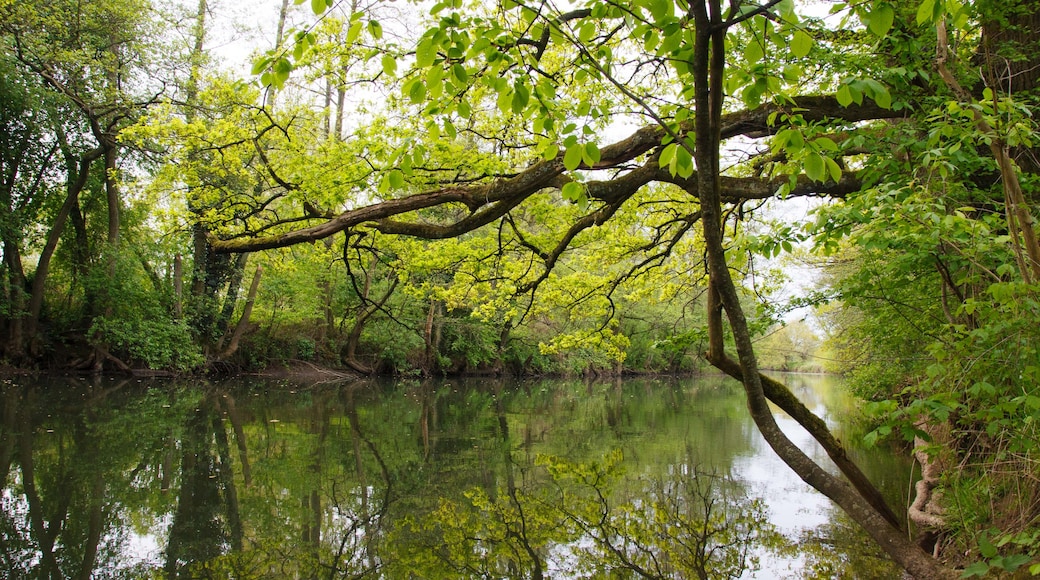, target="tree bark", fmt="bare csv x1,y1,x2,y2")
341,266,398,374
705,284,902,529
690,1,950,577
173,254,183,319
219,264,262,360
215,253,249,350
25,146,104,347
